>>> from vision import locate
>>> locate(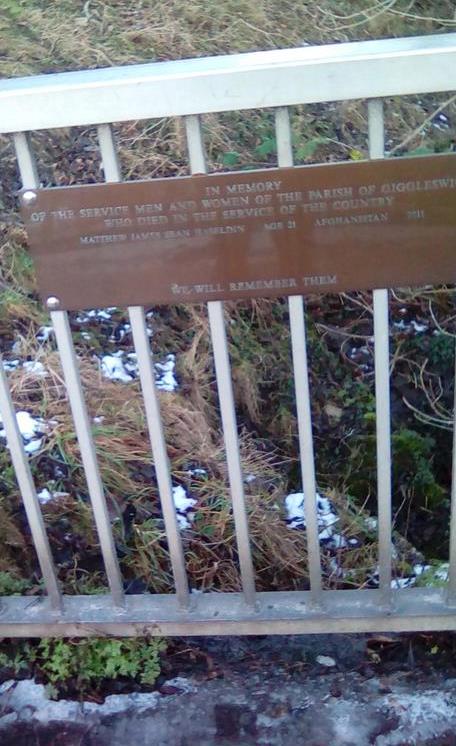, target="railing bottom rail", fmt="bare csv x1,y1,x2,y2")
0,589,455,637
